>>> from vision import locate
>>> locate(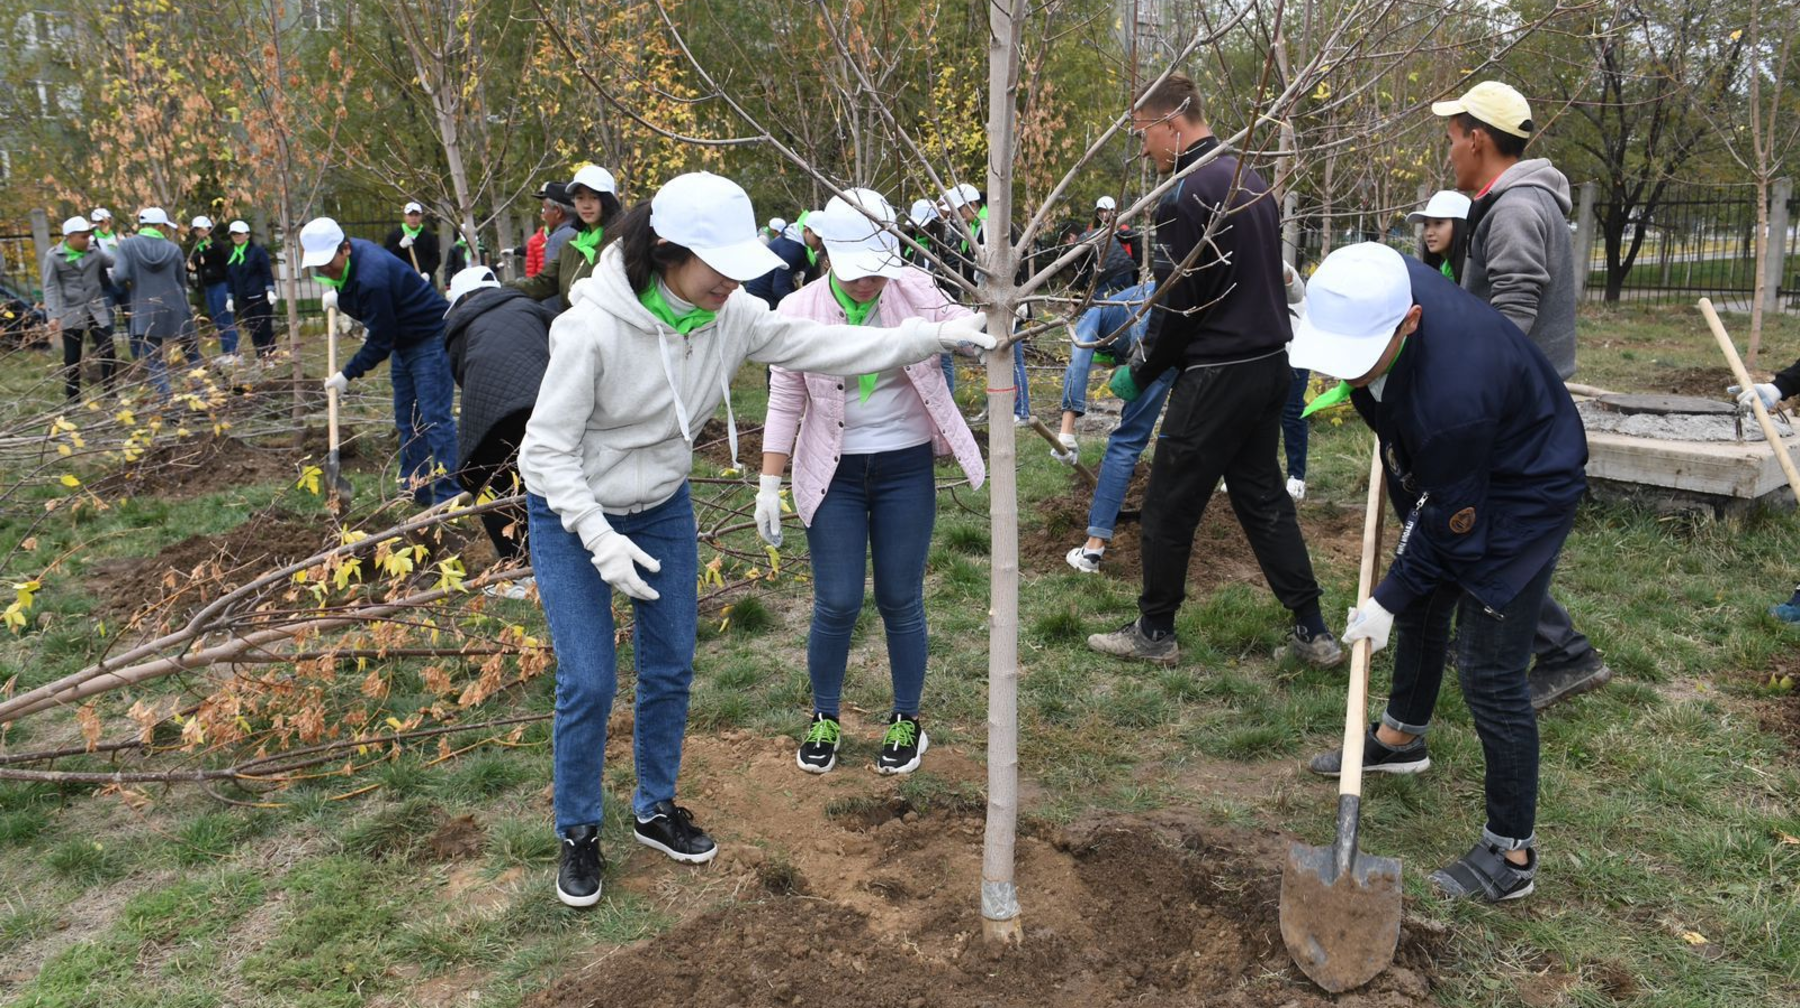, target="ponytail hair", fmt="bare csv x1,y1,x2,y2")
605,202,696,294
